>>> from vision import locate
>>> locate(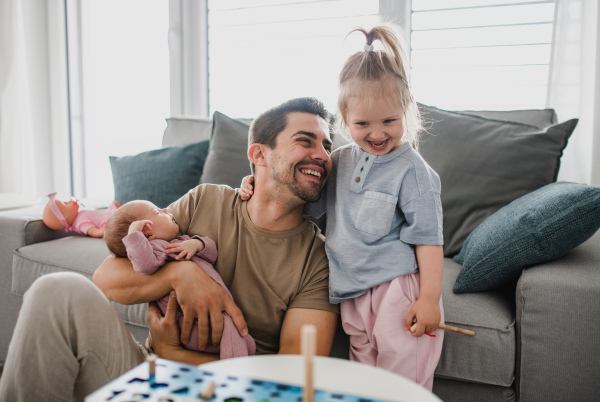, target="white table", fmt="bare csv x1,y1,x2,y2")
200,355,441,402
